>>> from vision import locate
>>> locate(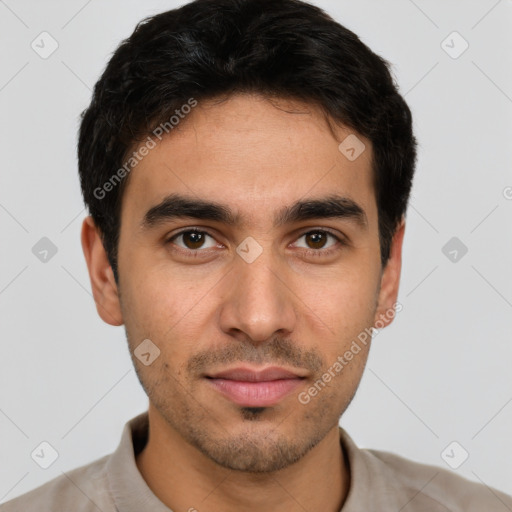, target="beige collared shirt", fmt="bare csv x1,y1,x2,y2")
1,411,511,511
